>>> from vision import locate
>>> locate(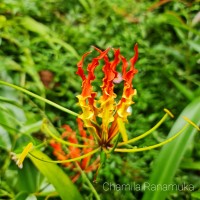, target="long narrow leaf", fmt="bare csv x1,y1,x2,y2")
169,77,195,101
29,150,83,200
